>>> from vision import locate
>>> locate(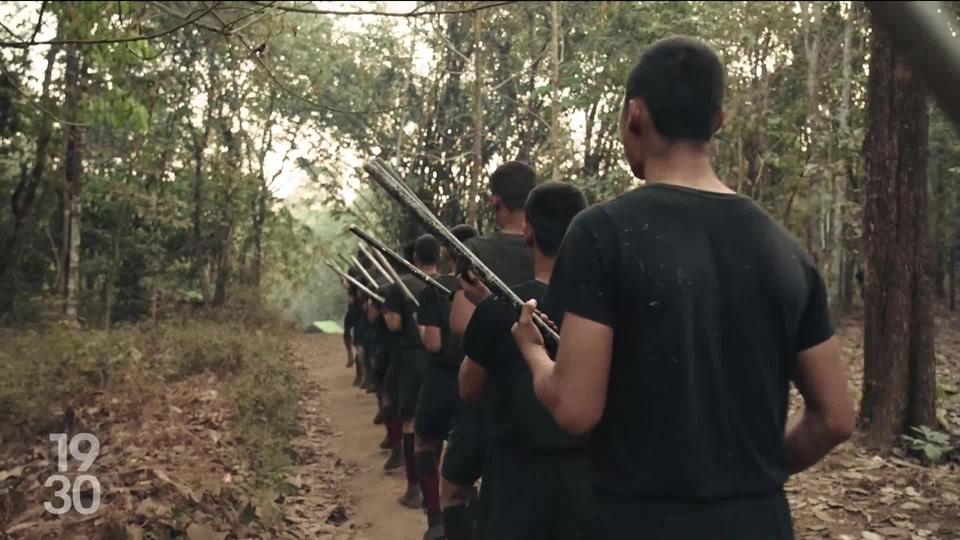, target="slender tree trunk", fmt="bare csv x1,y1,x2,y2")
950,234,957,311
190,136,209,301
466,11,484,228
830,11,853,318
252,181,267,297
860,19,937,445
104,229,119,329
802,1,823,270
550,0,561,181
61,35,86,324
